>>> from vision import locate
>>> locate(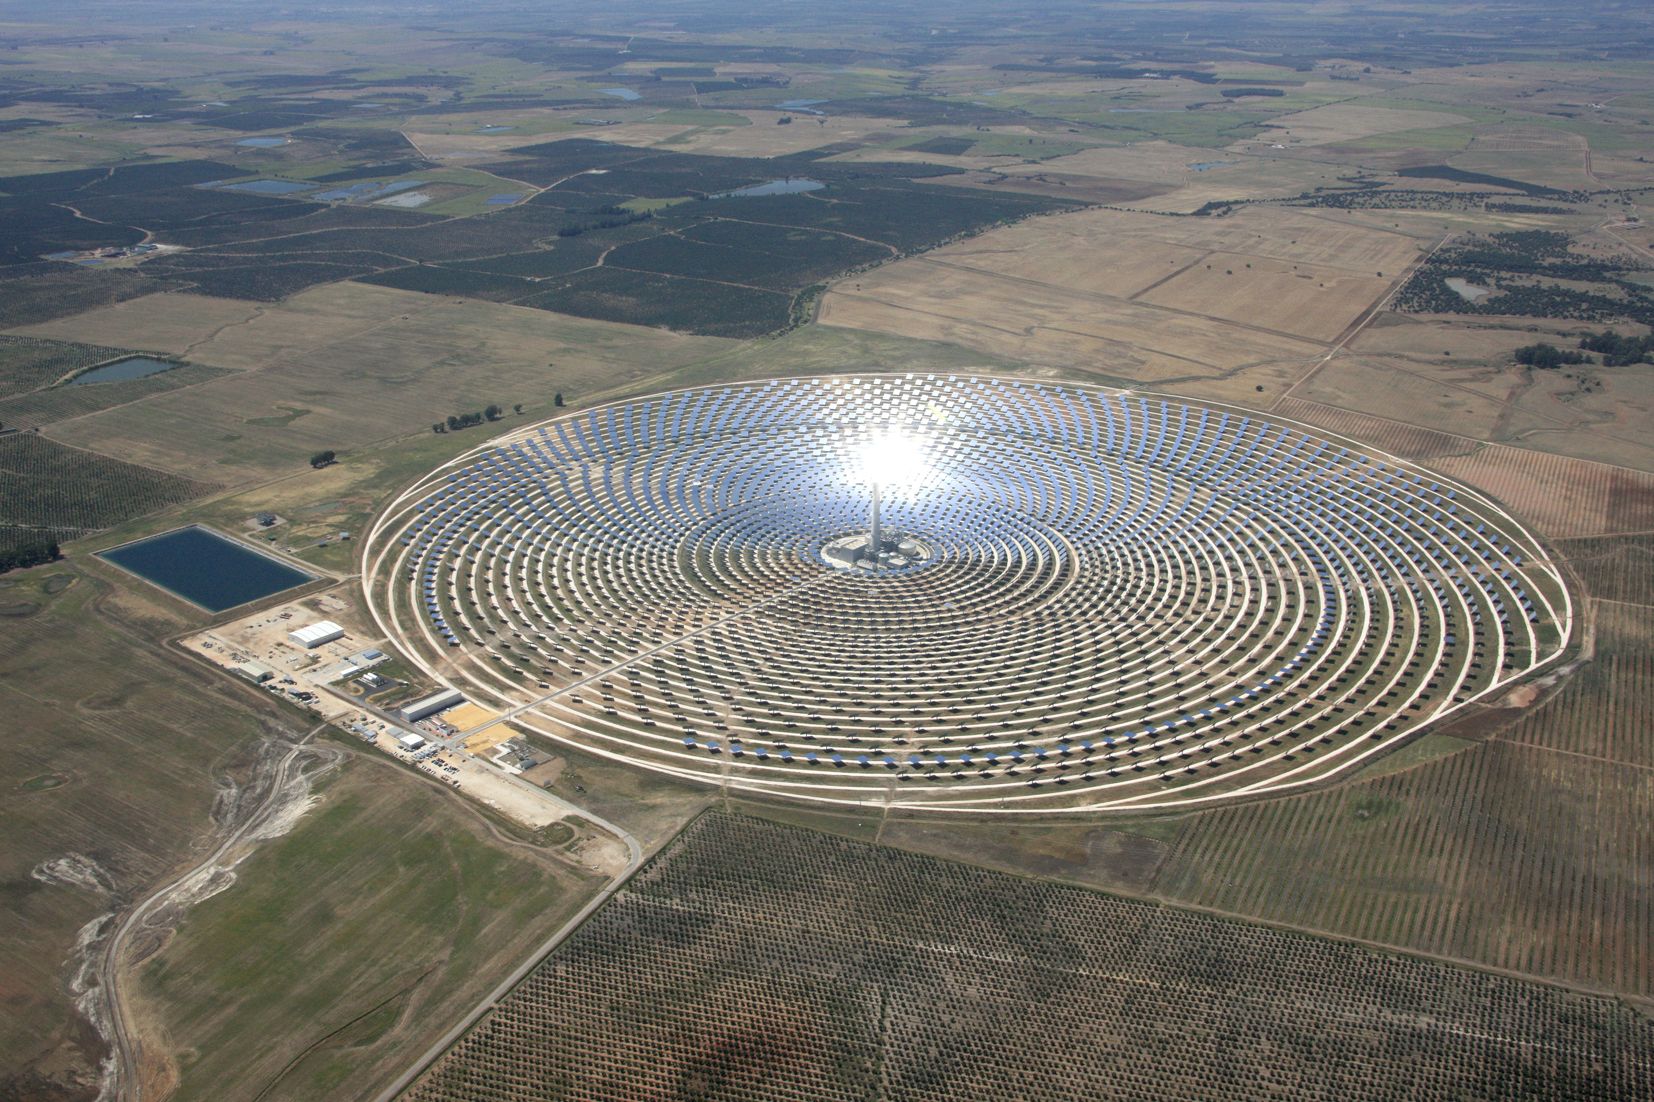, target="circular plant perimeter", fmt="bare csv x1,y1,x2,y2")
362,374,1571,814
